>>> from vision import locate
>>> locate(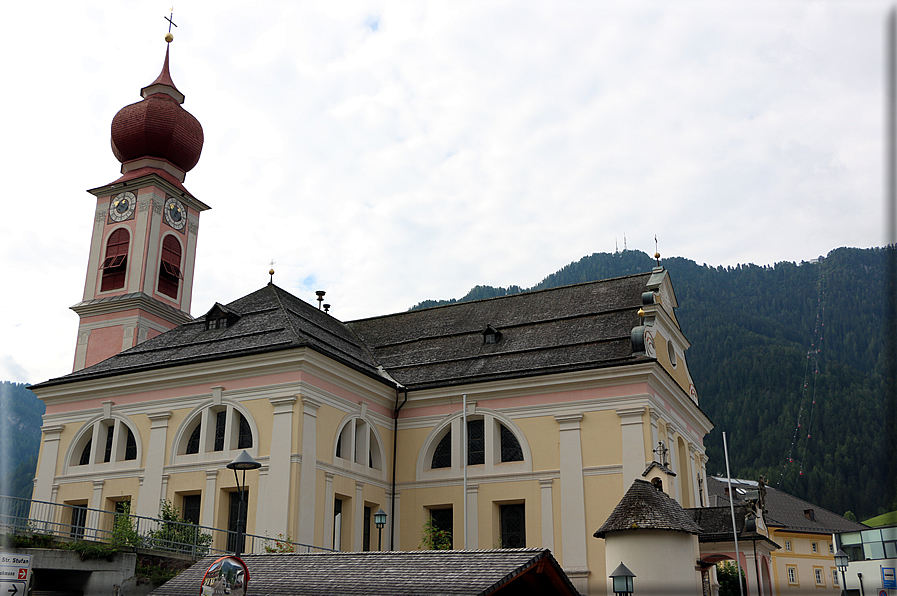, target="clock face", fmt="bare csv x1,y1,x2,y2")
108,192,136,222
164,197,187,231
